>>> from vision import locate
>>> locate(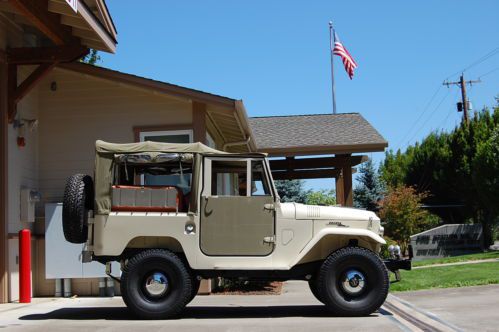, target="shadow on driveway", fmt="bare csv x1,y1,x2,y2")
18,305,388,321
